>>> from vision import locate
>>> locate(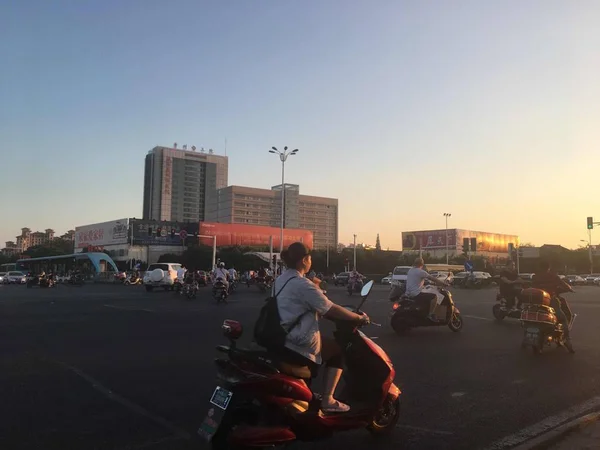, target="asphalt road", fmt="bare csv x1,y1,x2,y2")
2,281,600,450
